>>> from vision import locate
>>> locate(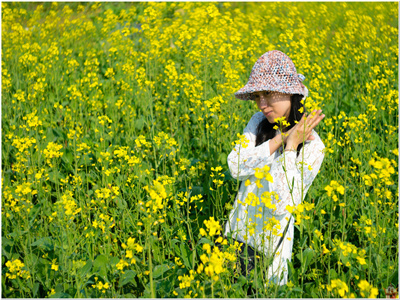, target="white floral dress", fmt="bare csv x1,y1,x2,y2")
224,111,325,285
